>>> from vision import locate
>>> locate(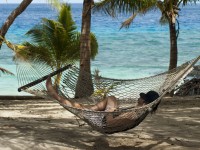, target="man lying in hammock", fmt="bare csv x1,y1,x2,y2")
46,77,159,113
